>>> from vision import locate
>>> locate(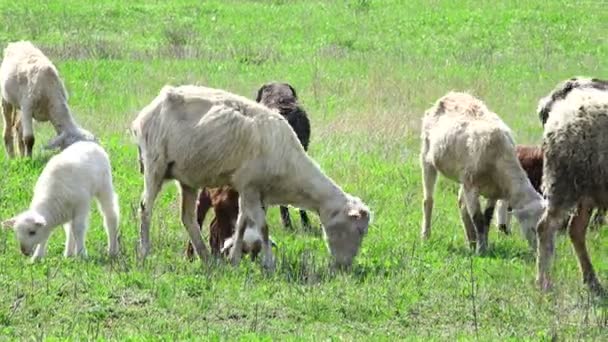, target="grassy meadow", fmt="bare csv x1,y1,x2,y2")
0,0,607,339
